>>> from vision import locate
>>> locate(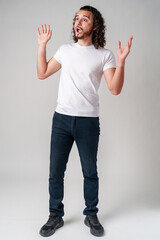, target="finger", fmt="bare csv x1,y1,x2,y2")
128,36,133,49
47,24,50,34
118,41,121,49
128,41,130,49
41,24,44,33
44,24,47,33
126,40,130,49
129,35,133,46
127,39,130,49
37,27,40,36
48,29,52,38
